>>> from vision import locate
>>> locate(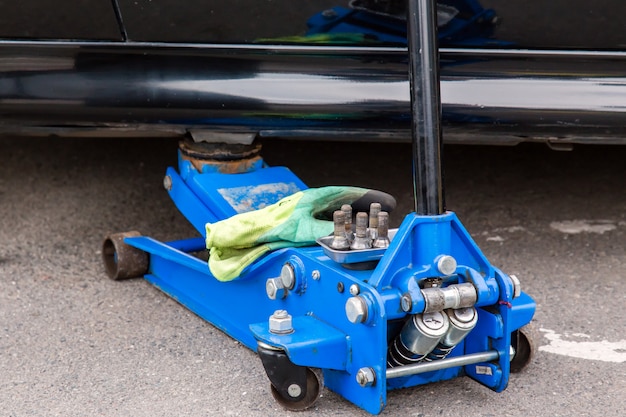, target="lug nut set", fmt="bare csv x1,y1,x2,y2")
330,202,390,251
